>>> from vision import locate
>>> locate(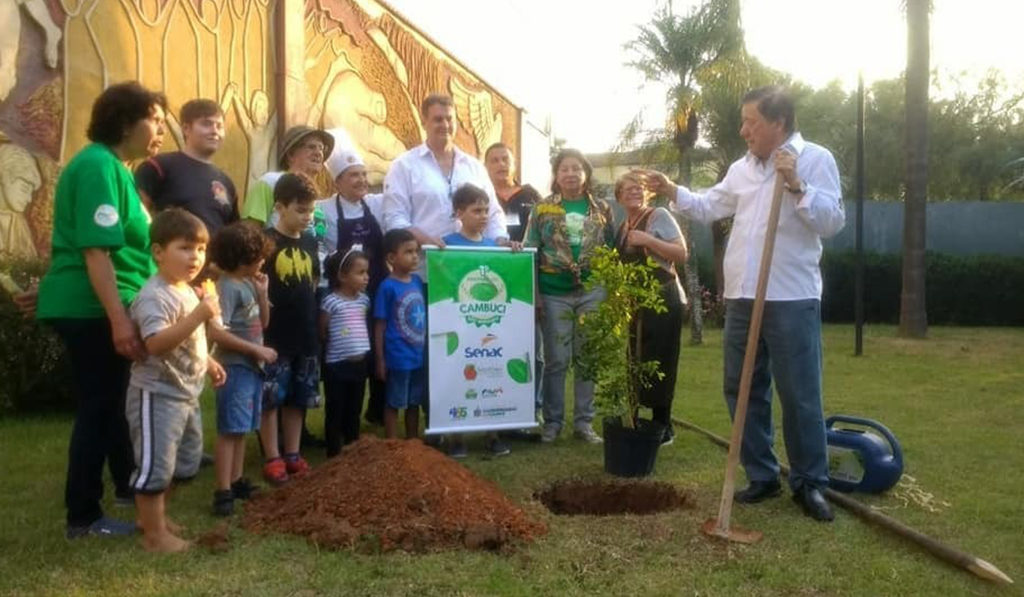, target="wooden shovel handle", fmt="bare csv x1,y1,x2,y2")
713,174,787,533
